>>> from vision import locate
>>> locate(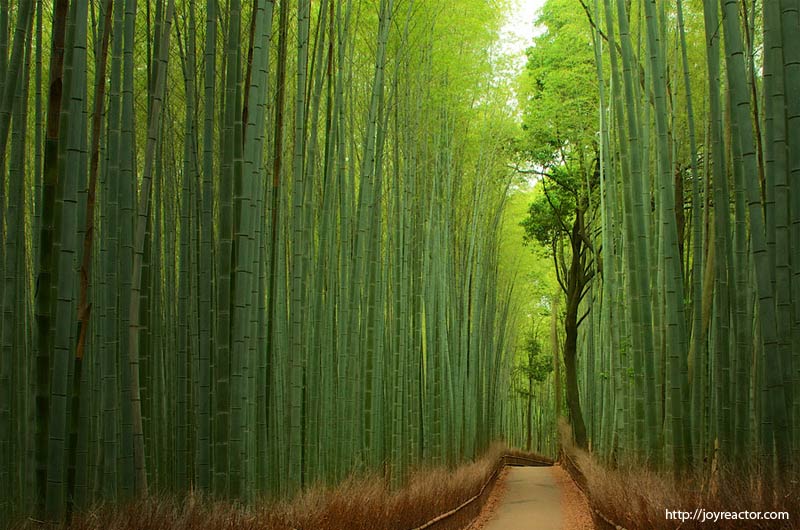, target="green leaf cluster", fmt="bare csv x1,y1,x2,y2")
517,0,598,170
